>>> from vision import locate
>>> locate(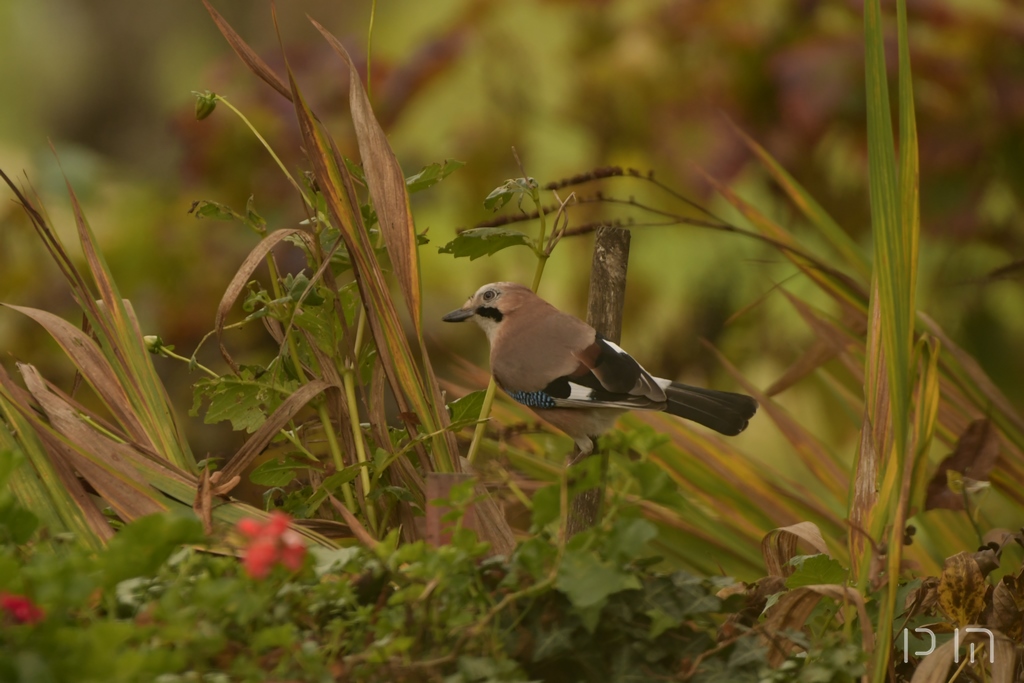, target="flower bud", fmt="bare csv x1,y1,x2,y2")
194,91,217,121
